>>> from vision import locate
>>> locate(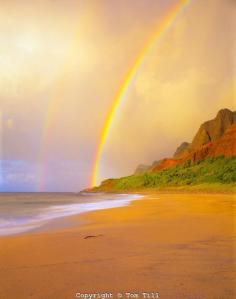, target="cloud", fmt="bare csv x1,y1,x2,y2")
97,0,236,182
0,0,235,189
